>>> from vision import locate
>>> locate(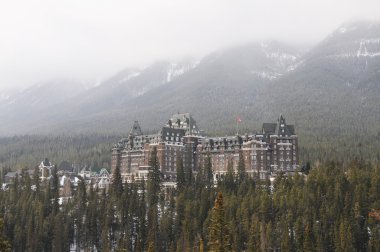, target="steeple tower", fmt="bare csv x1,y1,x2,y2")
130,120,143,136
278,114,286,136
